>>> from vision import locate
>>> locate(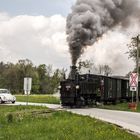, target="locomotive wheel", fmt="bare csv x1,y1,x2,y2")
75,97,85,108
104,101,108,105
